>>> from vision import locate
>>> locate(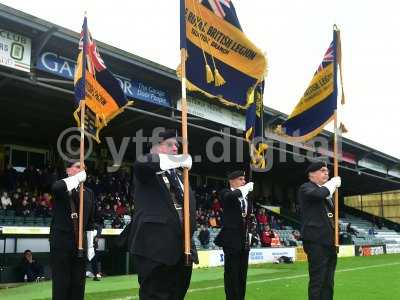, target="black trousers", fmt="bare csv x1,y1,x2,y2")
223,247,249,300
50,250,86,300
134,255,193,300
303,242,337,300
91,251,100,276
